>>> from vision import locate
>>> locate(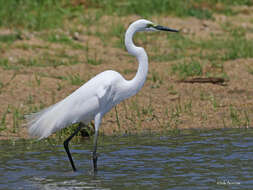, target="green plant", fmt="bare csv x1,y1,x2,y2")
0,59,20,70
247,66,253,75
123,69,136,75
142,102,154,116
0,107,9,131
12,107,23,133
48,33,72,43
150,70,163,88
171,60,203,78
92,0,213,19
168,85,177,95
0,33,20,43
151,34,194,62
47,33,85,49
114,106,121,130
198,27,253,61
223,37,253,61
85,42,102,66
56,123,80,139
229,105,241,126
67,73,85,86
209,94,217,110
169,104,182,128
87,58,102,66
184,100,192,114
243,110,250,127
25,95,35,105
0,80,3,90
0,0,81,30
110,22,125,38
34,74,41,86
57,82,63,91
